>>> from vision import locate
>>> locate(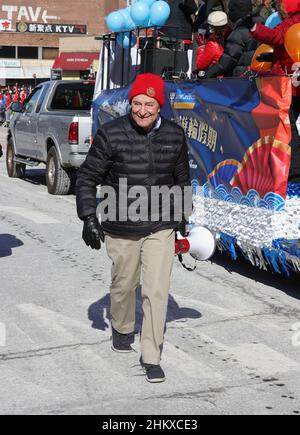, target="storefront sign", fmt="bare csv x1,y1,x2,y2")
16,22,87,34
1,5,60,24
0,59,21,68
